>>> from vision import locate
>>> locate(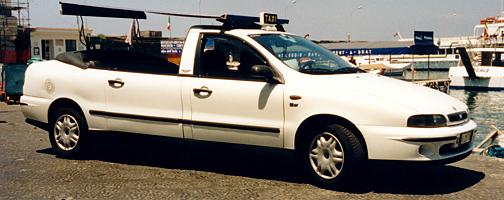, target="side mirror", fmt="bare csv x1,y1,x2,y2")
251,65,279,84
